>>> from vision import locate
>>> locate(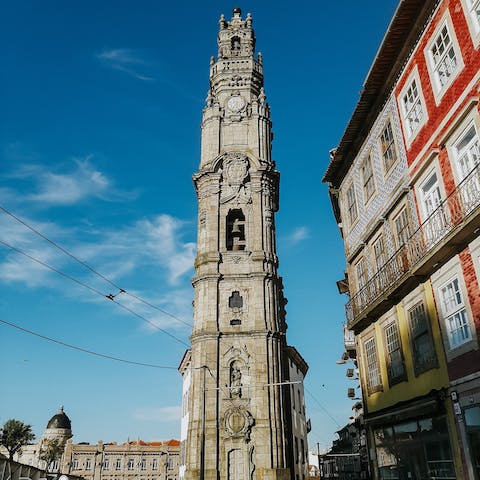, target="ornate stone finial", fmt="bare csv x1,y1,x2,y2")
233,7,242,17
257,52,263,65
219,14,227,29
60,405,64,412
246,13,252,27
258,87,266,105
210,55,215,66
